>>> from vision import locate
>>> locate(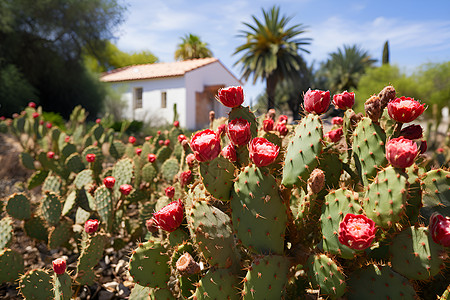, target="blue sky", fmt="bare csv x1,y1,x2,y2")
115,0,450,103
